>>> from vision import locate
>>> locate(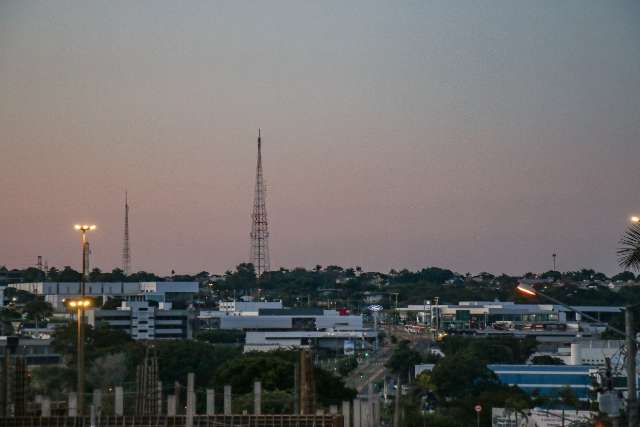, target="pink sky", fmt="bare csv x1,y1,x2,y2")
1,1,639,275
